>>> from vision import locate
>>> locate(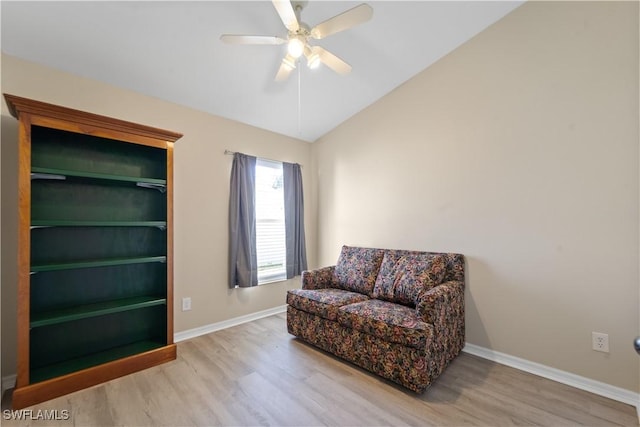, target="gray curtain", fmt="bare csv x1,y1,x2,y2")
283,162,307,278
229,153,258,288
